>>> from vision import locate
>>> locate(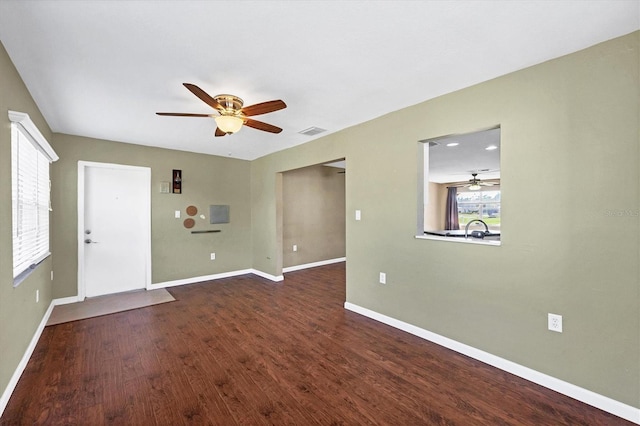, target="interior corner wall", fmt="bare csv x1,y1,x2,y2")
0,41,55,405
251,32,640,408
424,181,445,230
250,136,350,277
282,165,346,268
49,134,252,298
